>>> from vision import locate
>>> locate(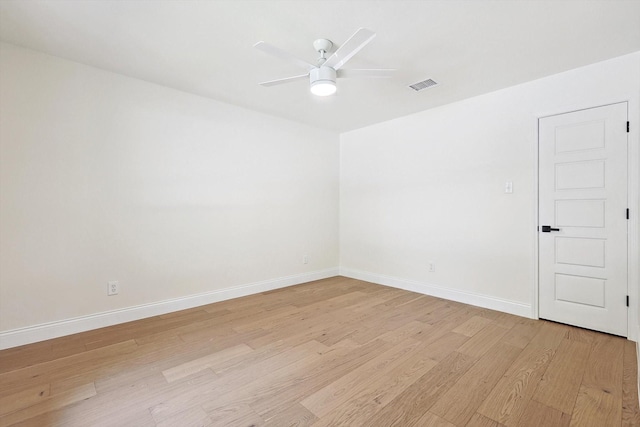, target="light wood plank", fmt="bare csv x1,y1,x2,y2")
581,333,624,396
519,400,571,427
150,342,323,422
452,315,494,337
456,322,510,359
0,339,137,397
162,343,252,383
570,385,620,427
477,321,567,426
431,342,522,426
0,382,96,427
363,351,476,426
155,406,213,427
309,348,439,426
501,320,543,349
413,411,457,427
532,338,590,413
302,331,466,423
377,320,433,343
300,338,423,417
0,383,50,416
249,339,396,419
203,403,263,427
263,403,316,427
465,412,505,426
